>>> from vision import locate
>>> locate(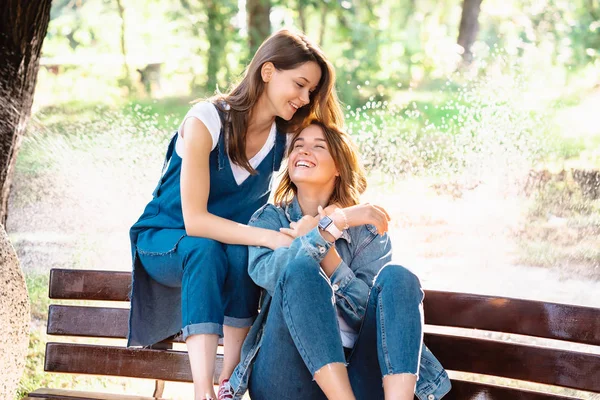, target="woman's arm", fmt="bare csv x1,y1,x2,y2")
248,205,333,295
180,118,291,249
